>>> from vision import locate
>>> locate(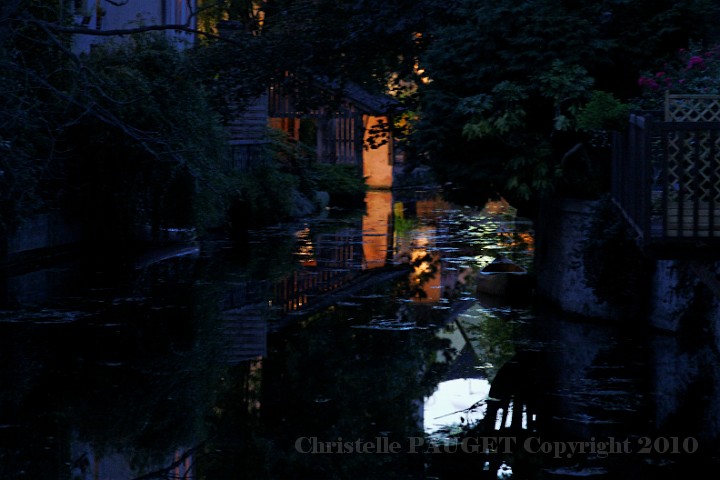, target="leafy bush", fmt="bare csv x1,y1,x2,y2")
577,91,633,132
308,164,368,207
227,164,298,235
